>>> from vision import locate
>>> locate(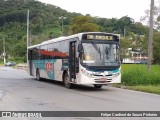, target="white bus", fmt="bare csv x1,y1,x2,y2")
28,32,121,88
